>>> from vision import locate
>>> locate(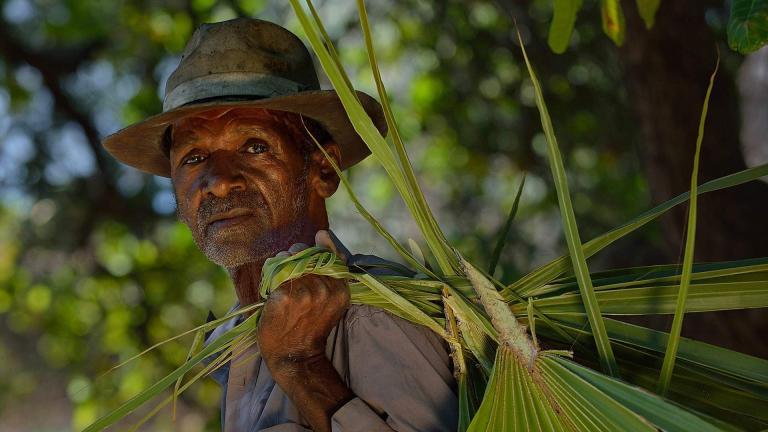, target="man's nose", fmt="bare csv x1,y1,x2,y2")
201,151,246,198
